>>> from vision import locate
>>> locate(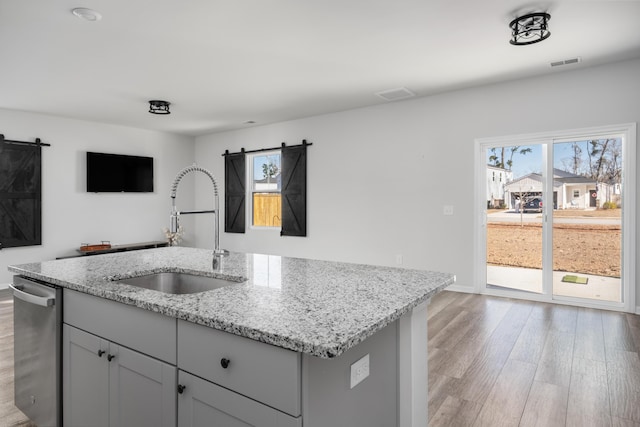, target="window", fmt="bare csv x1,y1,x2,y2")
224,140,308,236
250,151,282,227
573,189,580,198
